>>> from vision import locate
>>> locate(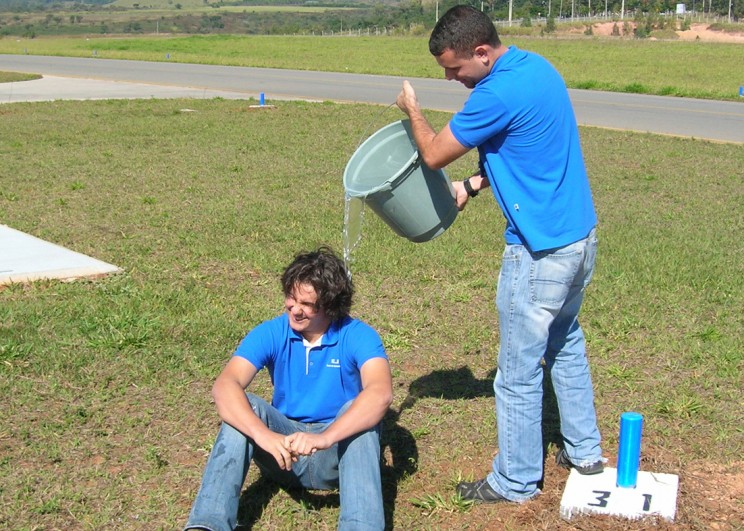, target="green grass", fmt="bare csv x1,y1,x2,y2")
1,98,742,529
2,34,744,99
0,71,40,82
